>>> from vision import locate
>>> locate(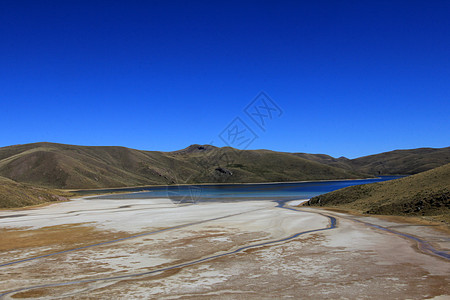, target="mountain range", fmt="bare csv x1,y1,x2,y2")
0,142,449,209
0,142,449,190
